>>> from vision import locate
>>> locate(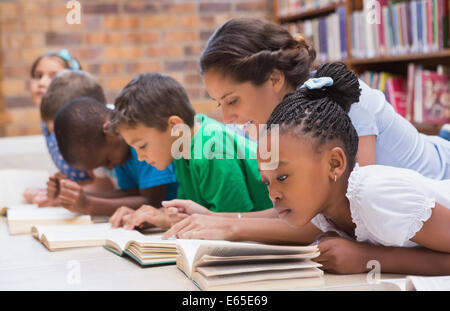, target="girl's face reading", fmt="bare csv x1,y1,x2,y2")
257,133,334,227
30,56,66,107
